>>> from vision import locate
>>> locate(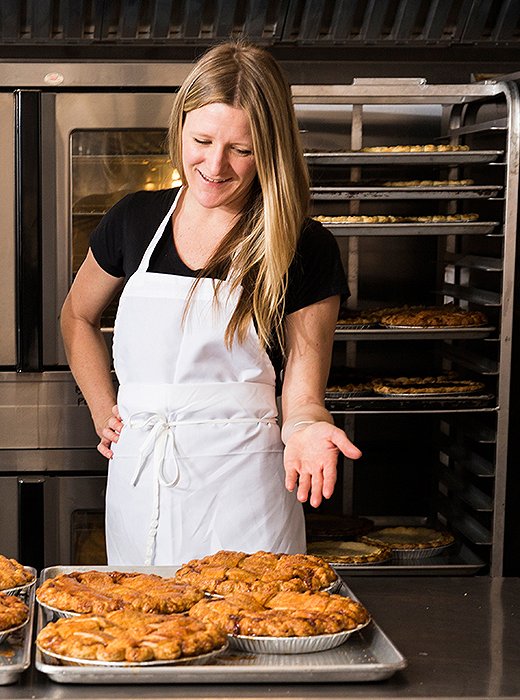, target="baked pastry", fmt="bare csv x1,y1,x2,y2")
0,591,29,631
379,306,488,328
307,540,392,565
36,571,204,615
174,550,338,597
371,375,485,395
0,554,34,591
361,144,470,152
361,527,454,551
315,214,479,224
189,590,369,637
36,608,227,663
383,179,474,186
